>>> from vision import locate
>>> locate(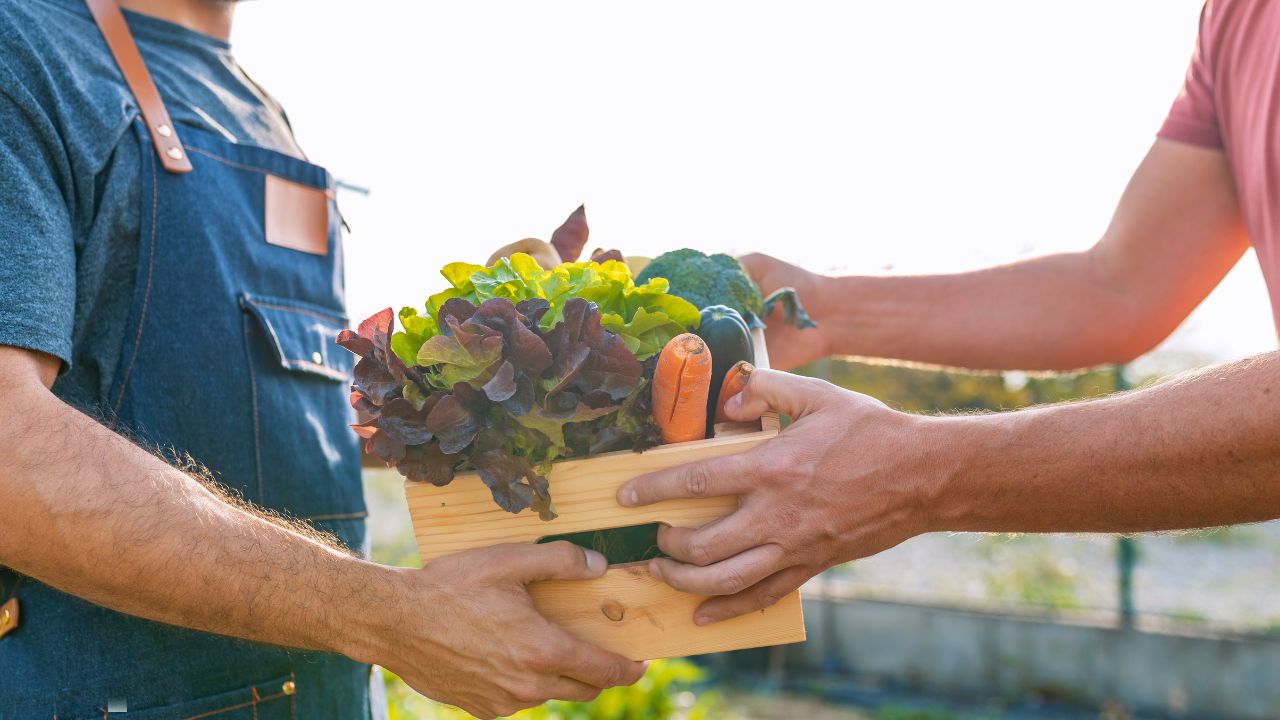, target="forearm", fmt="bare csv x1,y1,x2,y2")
814,252,1151,371
928,352,1280,533
0,385,392,659
799,142,1246,372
